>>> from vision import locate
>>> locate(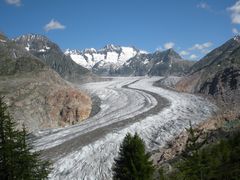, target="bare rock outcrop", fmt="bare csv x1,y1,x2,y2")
47,88,91,127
